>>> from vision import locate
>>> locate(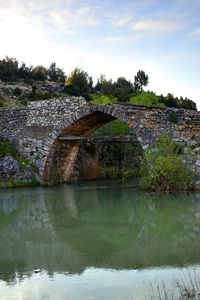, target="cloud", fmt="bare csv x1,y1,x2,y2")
102,34,141,43
131,19,184,35
48,6,100,31
189,28,200,37
110,13,135,27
